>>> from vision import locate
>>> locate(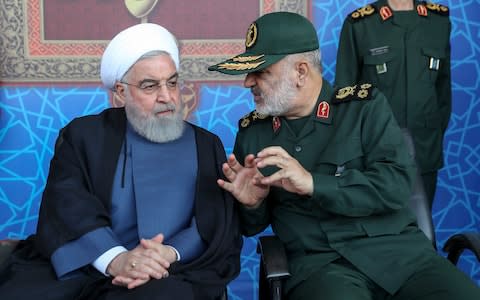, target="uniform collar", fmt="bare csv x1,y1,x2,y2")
312,80,334,125
271,79,334,138
374,0,428,21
